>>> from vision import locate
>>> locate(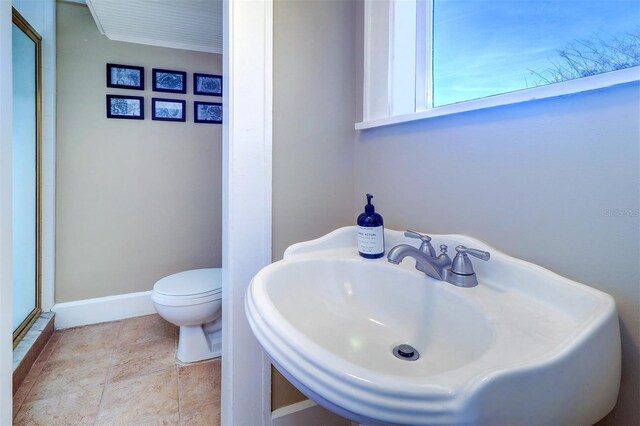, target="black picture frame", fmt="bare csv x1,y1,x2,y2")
152,68,187,94
106,95,144,119
193,73,222,96
152,98,186,122
106,63,144,90
194,101,222,123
